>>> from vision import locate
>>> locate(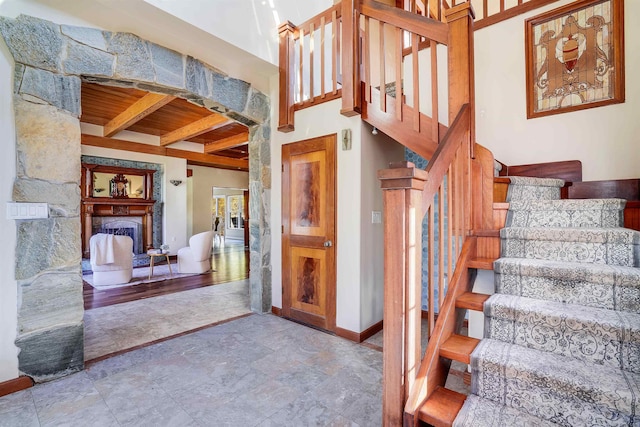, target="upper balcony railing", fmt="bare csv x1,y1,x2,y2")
277,4,344,131
405,0,561,30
